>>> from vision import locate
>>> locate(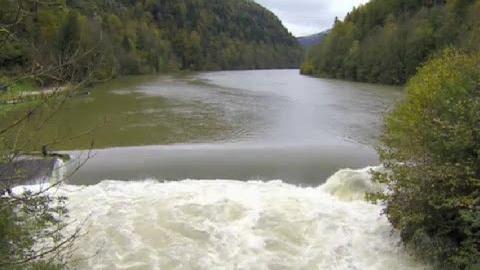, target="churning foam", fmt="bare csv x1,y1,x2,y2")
320,166,385,201
16,167,427,270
